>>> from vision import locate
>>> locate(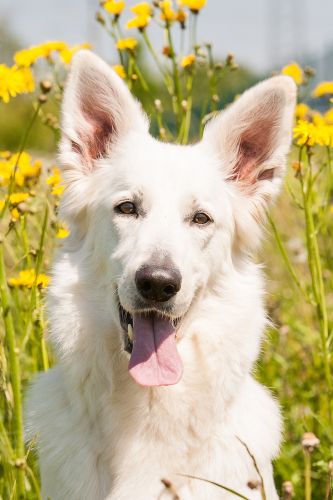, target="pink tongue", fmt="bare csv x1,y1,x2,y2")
128,313,183,387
